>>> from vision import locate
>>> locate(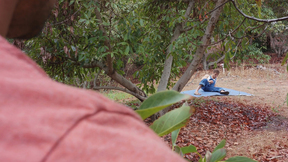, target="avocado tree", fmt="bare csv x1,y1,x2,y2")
23,0,288,110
